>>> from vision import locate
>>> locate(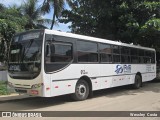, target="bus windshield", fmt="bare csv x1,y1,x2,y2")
8,31,43,79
